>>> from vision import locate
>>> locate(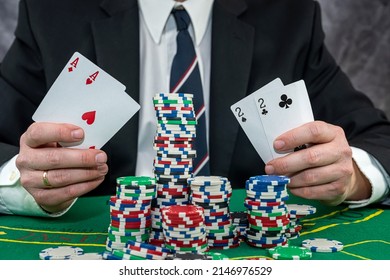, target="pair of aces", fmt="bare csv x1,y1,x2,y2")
231,78,314,164
33,52,140,149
